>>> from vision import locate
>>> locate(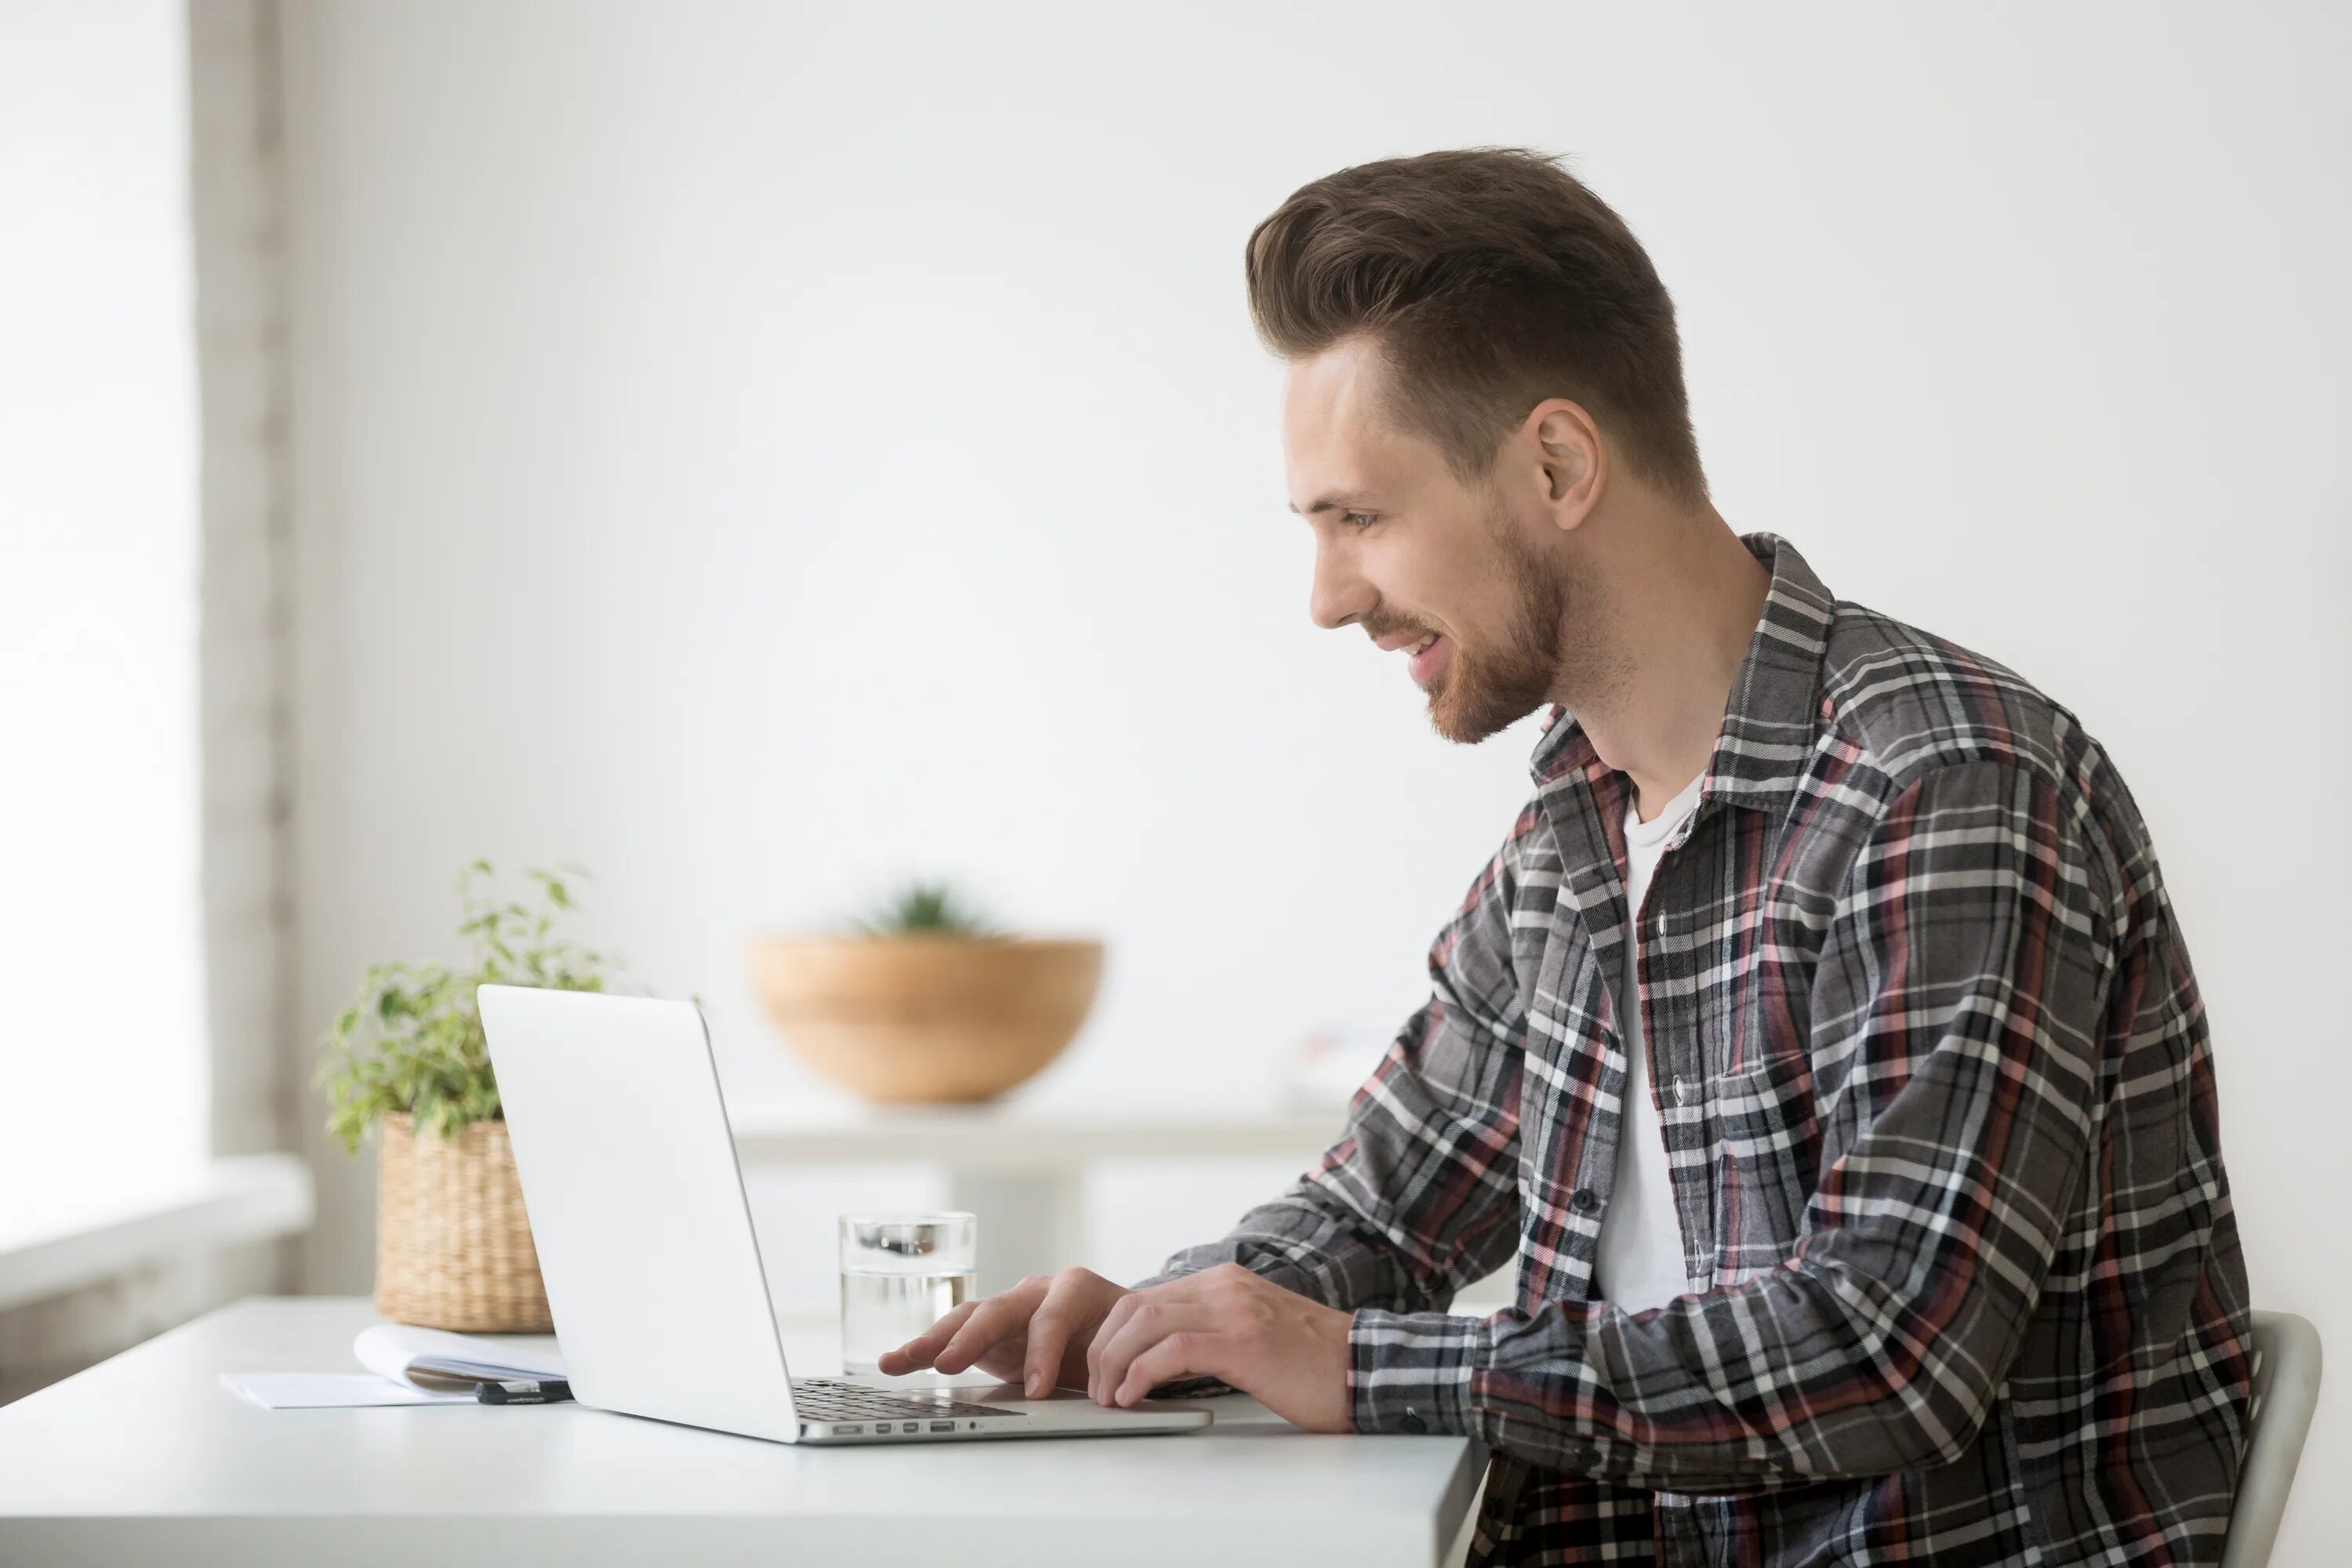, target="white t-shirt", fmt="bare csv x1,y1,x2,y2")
1590,768,1706,1316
